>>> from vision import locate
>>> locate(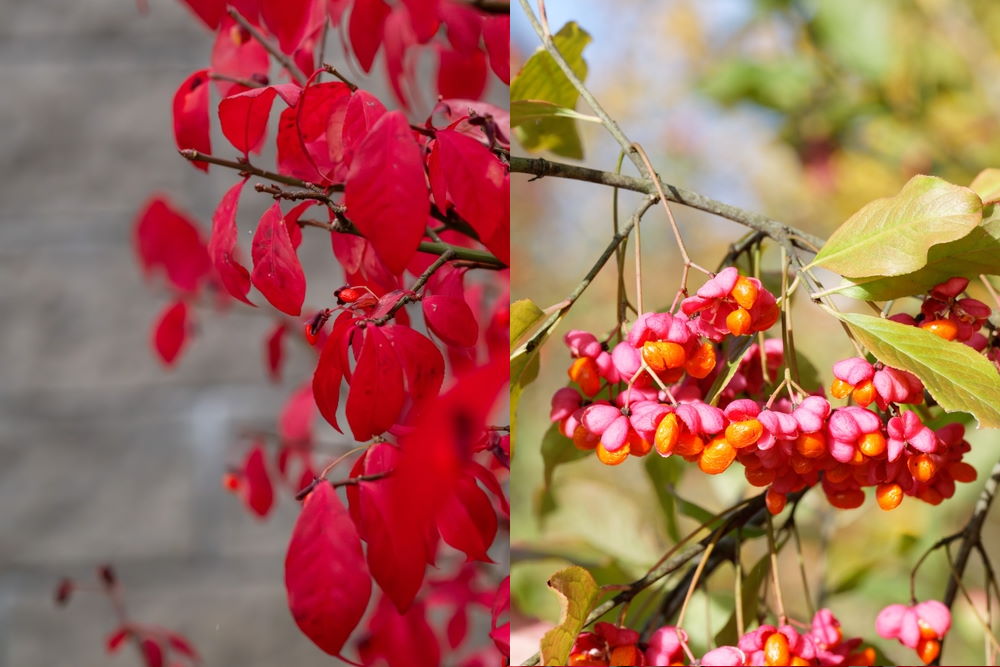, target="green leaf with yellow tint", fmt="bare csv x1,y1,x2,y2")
511,22,591,159
511,100,600,126
836,313,1000,428
971,168,1000,205
511,298,546,350
539,566,600,666
809,175,982,278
